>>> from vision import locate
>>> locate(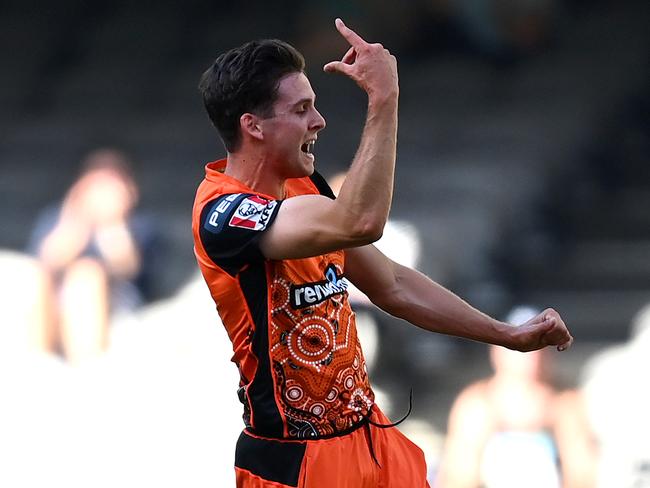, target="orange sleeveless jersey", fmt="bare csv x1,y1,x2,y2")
192,159,375,440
